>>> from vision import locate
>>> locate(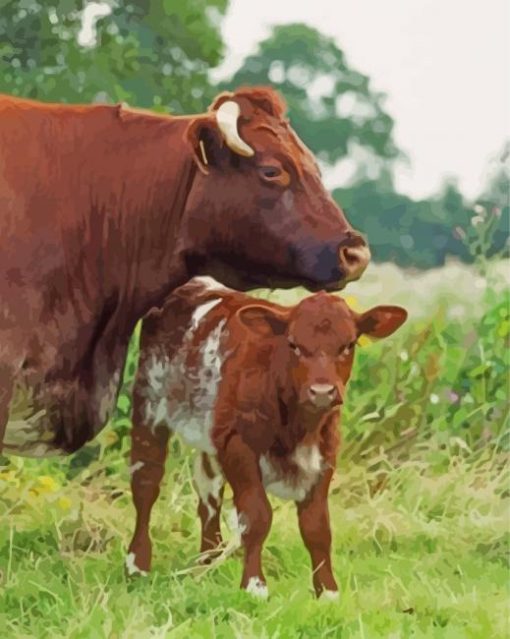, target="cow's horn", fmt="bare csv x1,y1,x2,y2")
215,100,255,158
